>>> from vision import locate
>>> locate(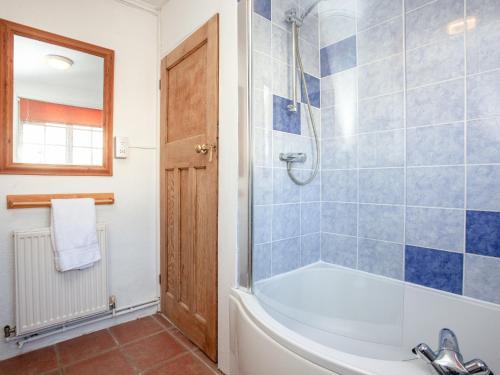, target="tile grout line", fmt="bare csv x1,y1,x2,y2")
354,0,360,270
